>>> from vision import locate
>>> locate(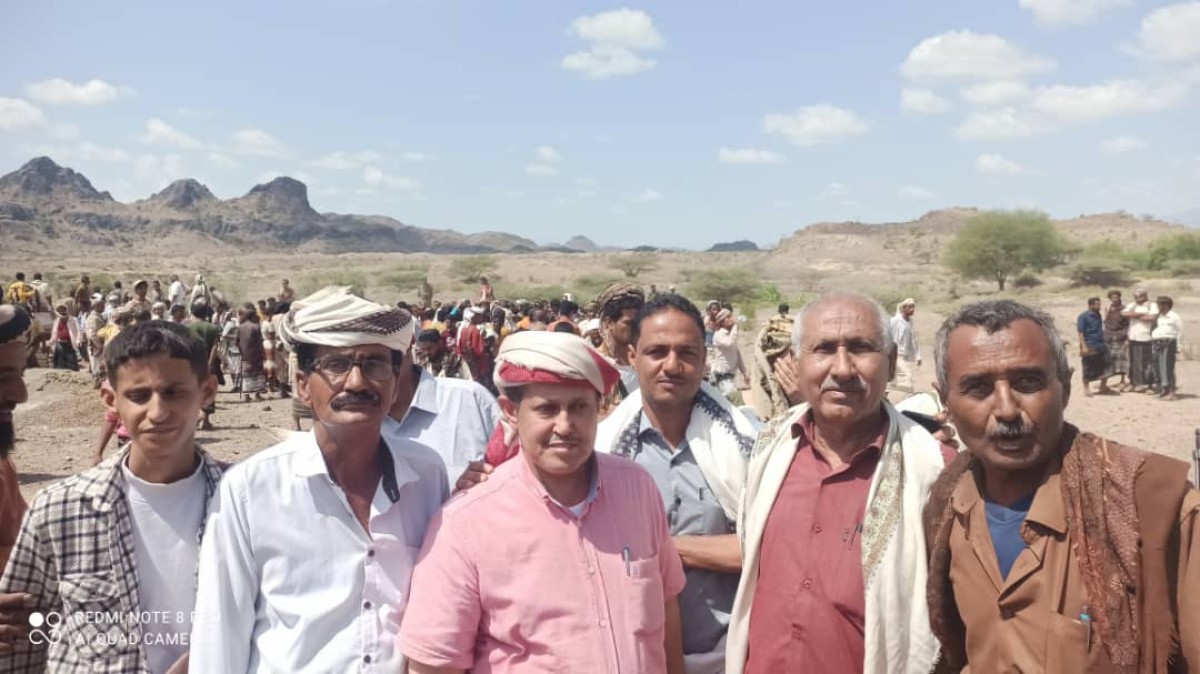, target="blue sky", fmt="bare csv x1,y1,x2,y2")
1,0,1197,248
